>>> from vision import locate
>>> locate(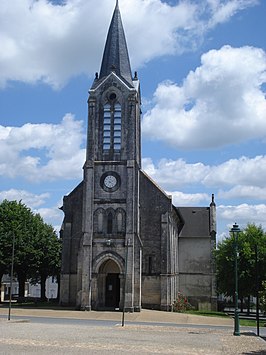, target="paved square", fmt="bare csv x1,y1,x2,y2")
0,319,266,354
